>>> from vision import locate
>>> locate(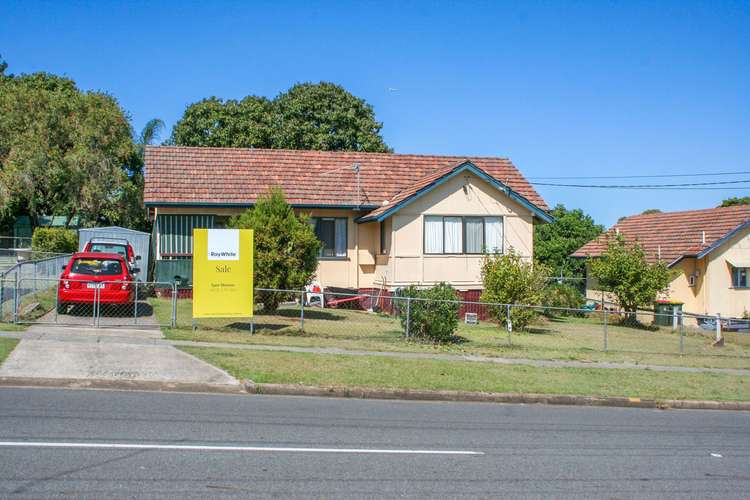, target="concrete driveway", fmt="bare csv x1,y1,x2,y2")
0,324,239,388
